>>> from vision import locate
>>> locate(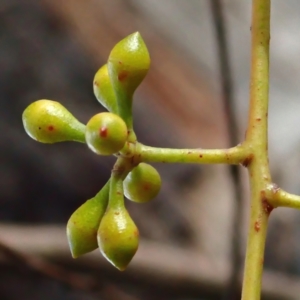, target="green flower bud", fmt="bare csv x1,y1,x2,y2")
85,112,128,155
97,207,139,271
22,99,85,143
93,64,118,113
66,181,109,258
124,163,161,203
107,32,150,131
108,32,150,97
